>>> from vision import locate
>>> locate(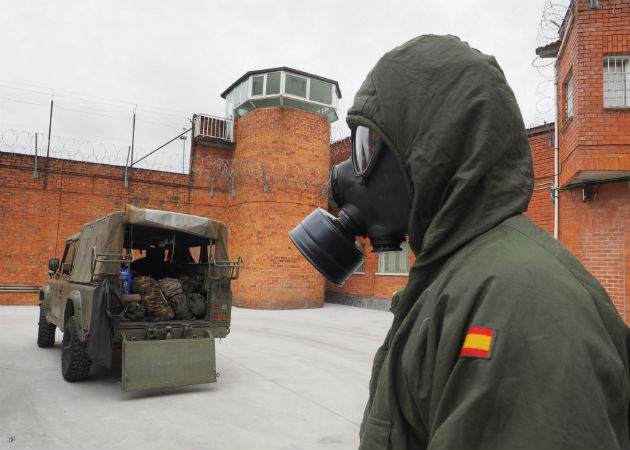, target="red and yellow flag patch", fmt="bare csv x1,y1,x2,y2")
460,327,495,359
